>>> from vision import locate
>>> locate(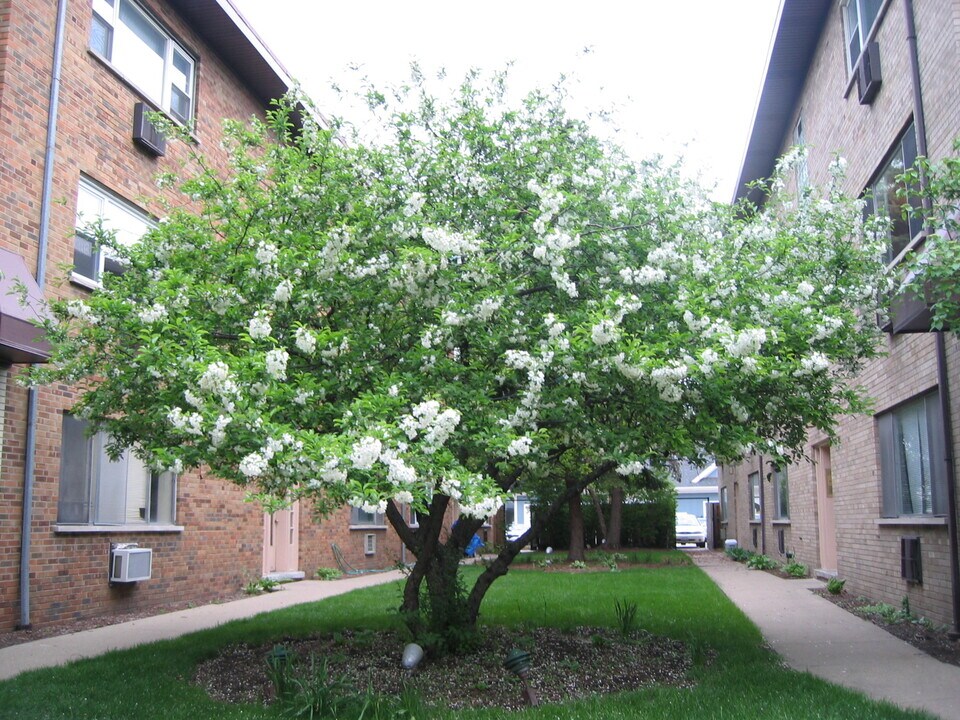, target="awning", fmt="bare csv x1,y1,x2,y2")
0,249,50,363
